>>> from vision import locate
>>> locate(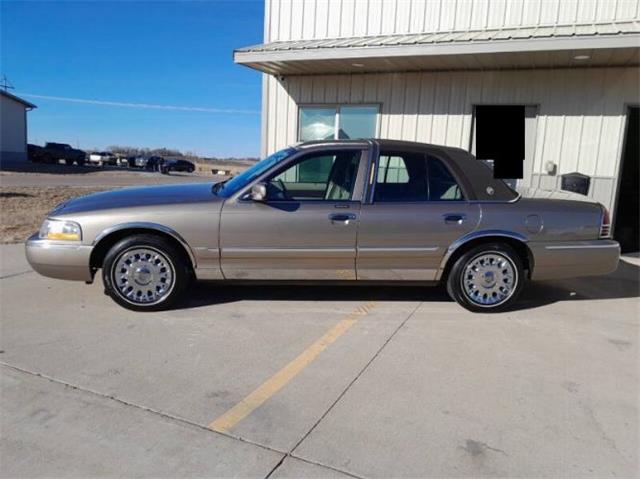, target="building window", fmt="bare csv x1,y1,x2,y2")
299,105,379,142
